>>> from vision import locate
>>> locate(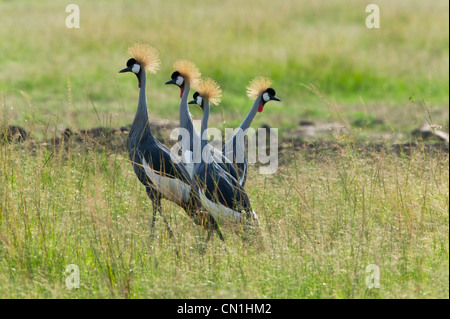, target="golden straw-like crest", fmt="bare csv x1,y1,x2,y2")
246,76,273,99
127,42,160,73
197,77,222,105
173,60,201,85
